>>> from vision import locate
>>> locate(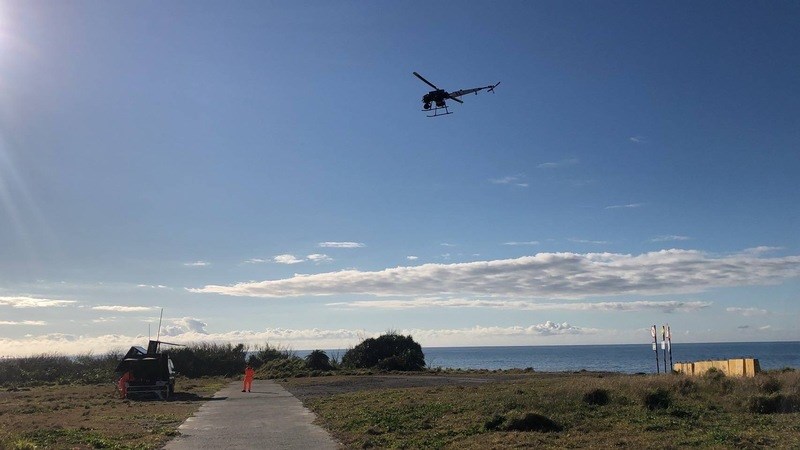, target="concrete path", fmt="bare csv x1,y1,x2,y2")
163,380,339,449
